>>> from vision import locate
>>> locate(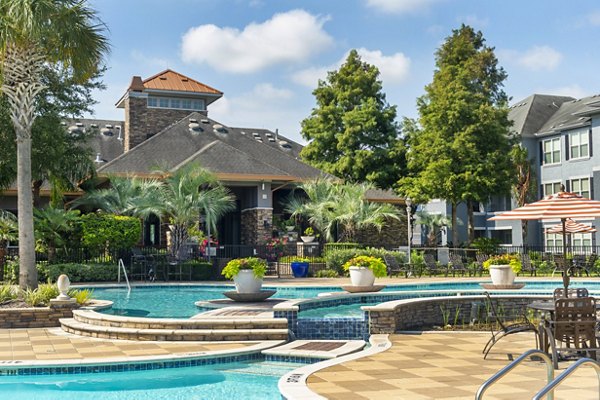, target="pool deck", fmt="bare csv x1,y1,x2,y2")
307,331,598,400
0,327,281,365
